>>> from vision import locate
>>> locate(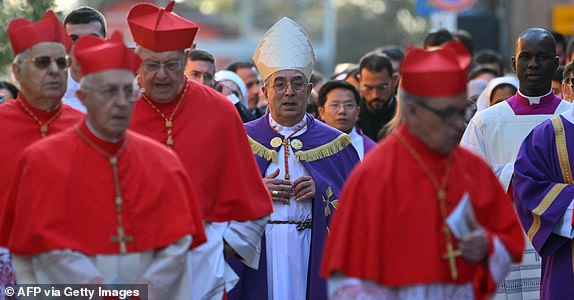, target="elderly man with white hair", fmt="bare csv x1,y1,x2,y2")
0,9,83,289
127,2,273,299
3,31,206,300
